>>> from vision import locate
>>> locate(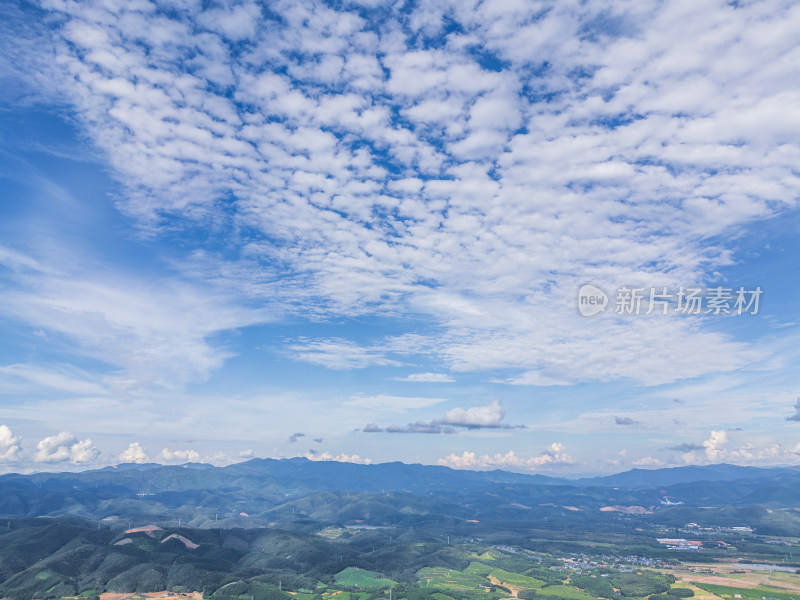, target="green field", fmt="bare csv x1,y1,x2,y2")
537,584,597,600
465,563,494,576
767,573,800,586
417,567,492,592
488,567,546,589
421,561,561,597
321,591,374,600
334,567,395,589
694,583,799,600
